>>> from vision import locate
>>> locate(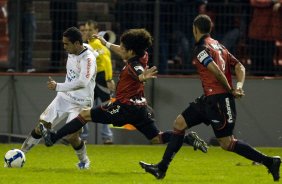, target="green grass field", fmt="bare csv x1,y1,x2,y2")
0,144,281,184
